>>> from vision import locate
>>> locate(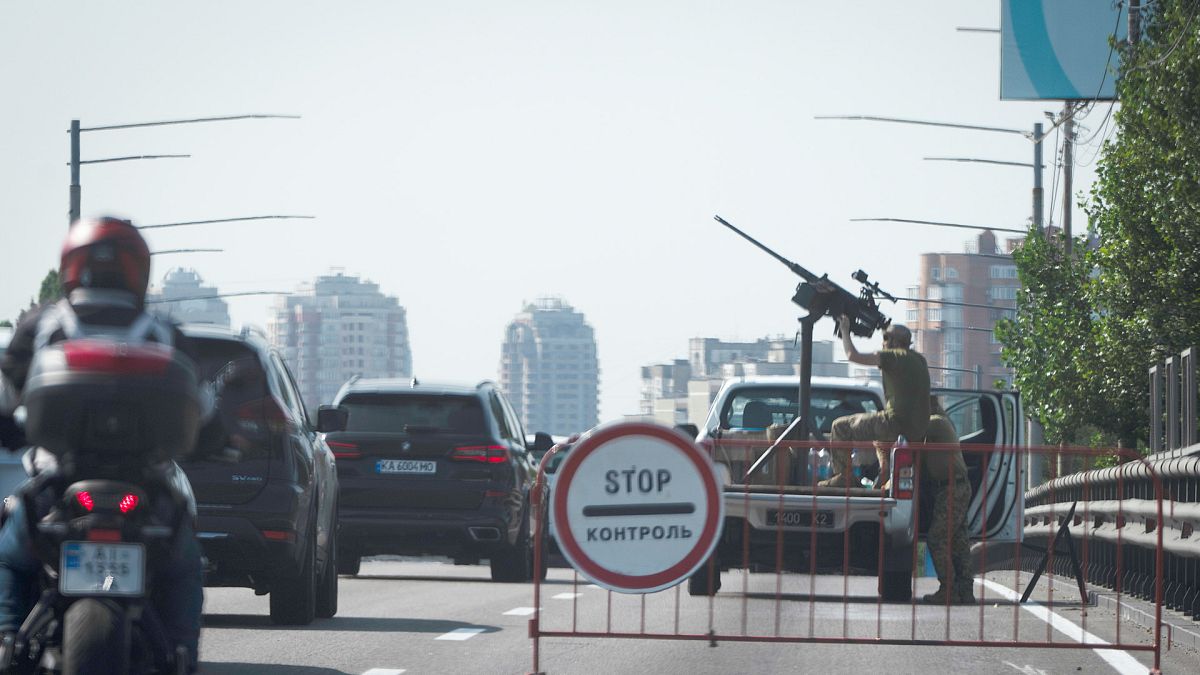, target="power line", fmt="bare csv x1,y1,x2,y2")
1127,0,1200,71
